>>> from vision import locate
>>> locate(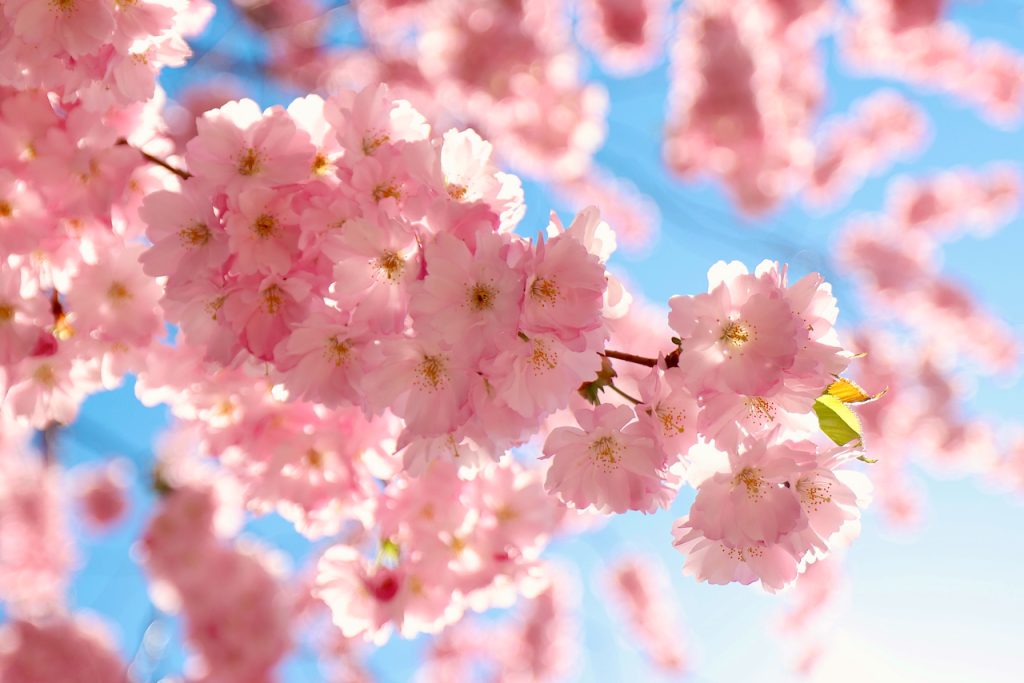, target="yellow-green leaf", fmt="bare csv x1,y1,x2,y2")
813,394,864,446
825,377,887,404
